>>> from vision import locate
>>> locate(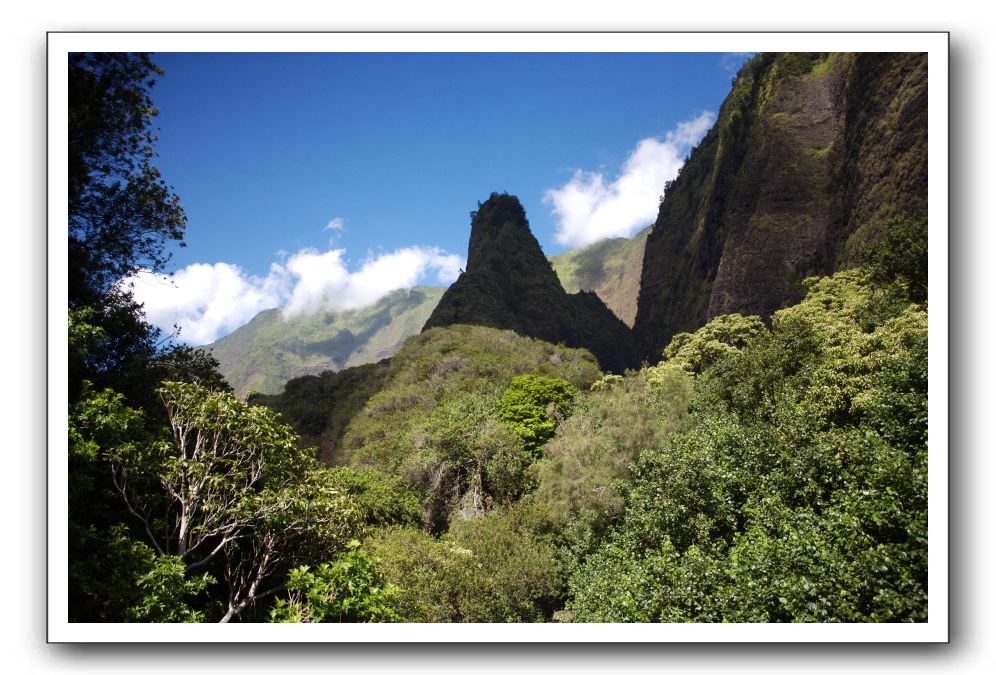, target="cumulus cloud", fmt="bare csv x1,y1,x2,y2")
127,262,290,346
325,217,345,231
544,111,716,249
126,245,465,345
281,245,463,318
